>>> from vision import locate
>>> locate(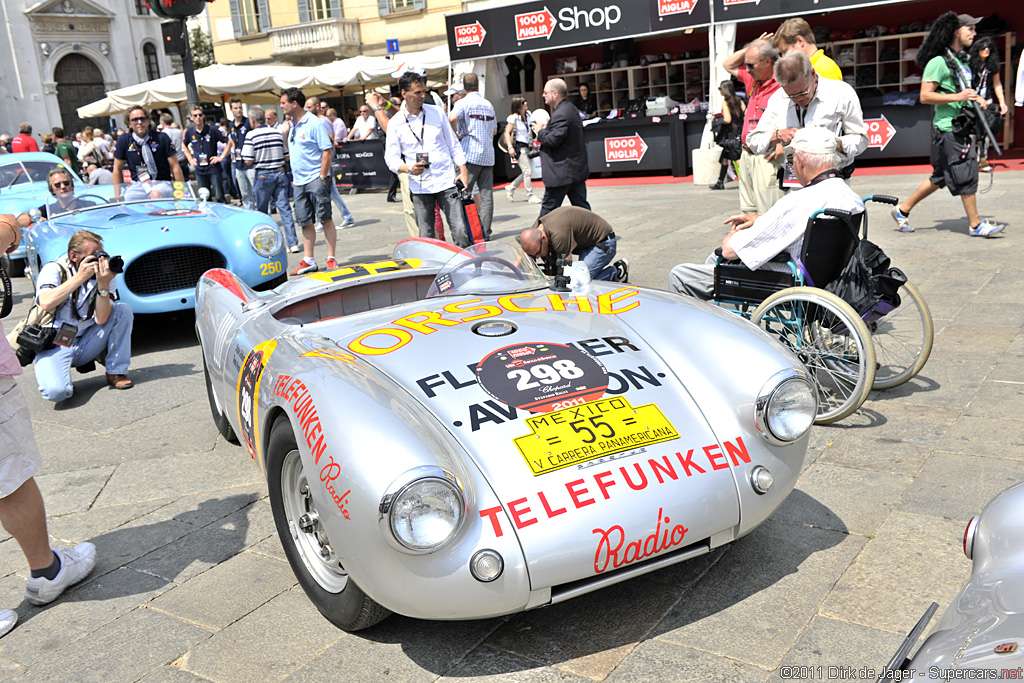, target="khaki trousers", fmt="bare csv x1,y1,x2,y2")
398,171,418,238
738,149,783,214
